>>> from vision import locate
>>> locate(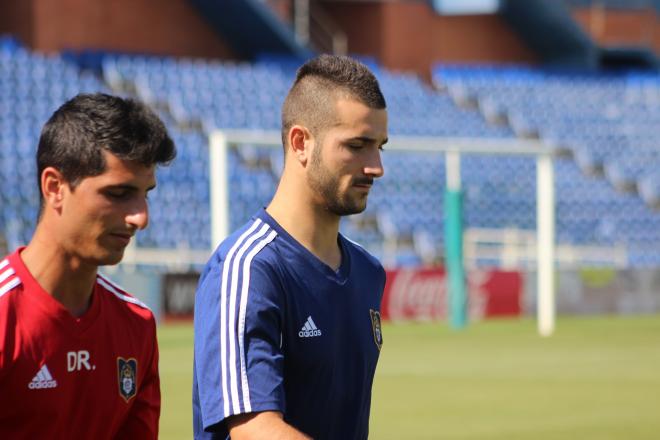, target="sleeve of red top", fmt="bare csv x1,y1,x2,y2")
114,317,161,439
